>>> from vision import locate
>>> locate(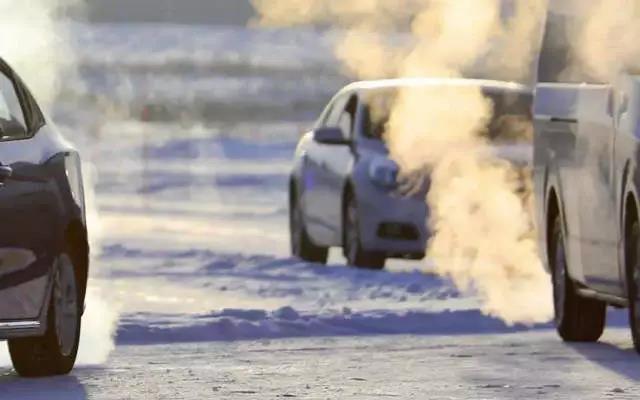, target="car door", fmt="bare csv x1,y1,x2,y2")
535,83,585,283
575,86,621,294
322,94,357,243
536,9,620,294
535,11,587,285
302,94,349,244
0,66,59,321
